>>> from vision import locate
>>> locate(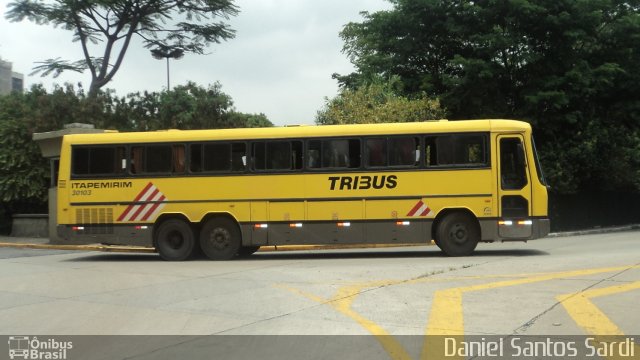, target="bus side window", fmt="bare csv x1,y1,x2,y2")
308,140,321,169
173,145,185,173
292,141,303,170
424,137,437,167
267,141,291,170
131,146,144,174
72,146,125,177
308,150,319,168
204,143,231,172
253,142,266,170
436,136,454,165
116,147,126,174
389,137,418,166
190,144,203,173
231,143,247,172
146,145,172,173
366,138,386,167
